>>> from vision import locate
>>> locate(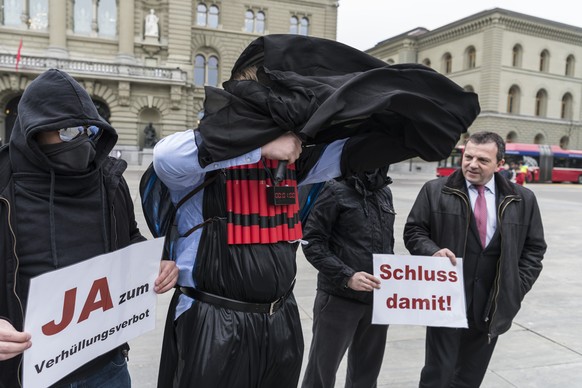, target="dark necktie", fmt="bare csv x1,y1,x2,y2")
474,185,487,248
